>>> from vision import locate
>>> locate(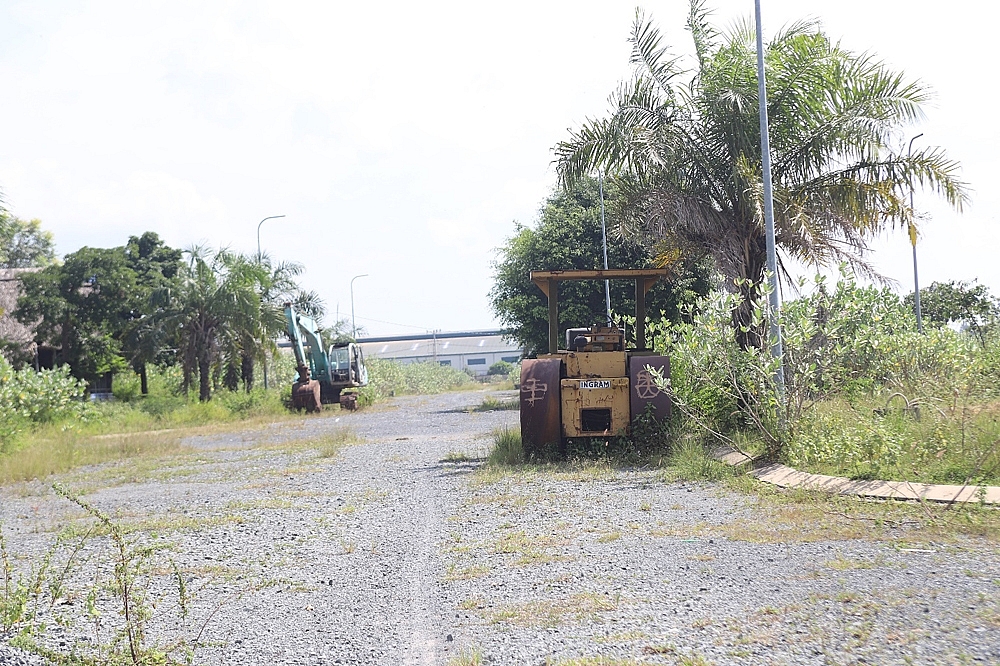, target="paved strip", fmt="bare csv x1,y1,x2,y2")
710,446,1000,505
750,463,1000,504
